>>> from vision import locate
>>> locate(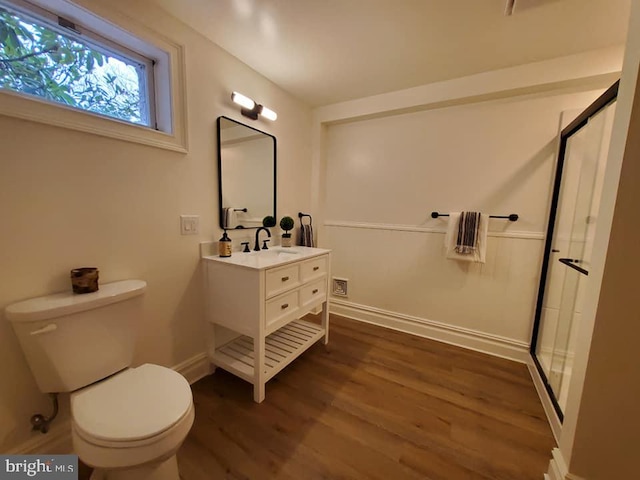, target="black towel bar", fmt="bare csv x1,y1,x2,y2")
431,212,519,222
298,212,313,225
